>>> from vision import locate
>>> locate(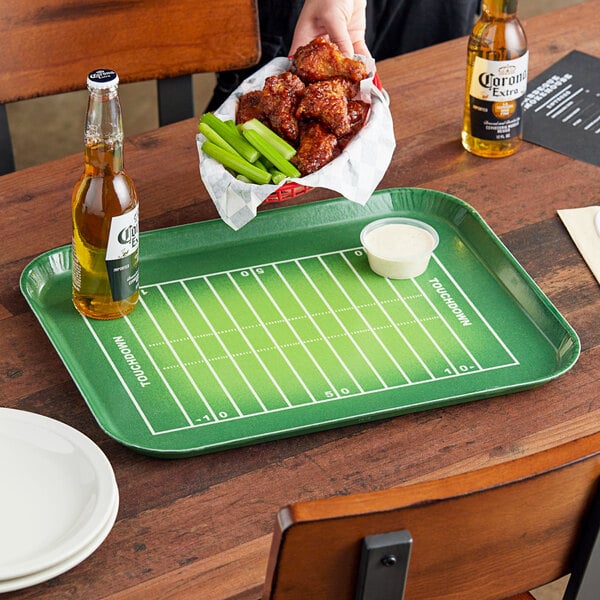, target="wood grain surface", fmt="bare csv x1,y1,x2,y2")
264,431,600,599
0,0,260,102
0,2,598,598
